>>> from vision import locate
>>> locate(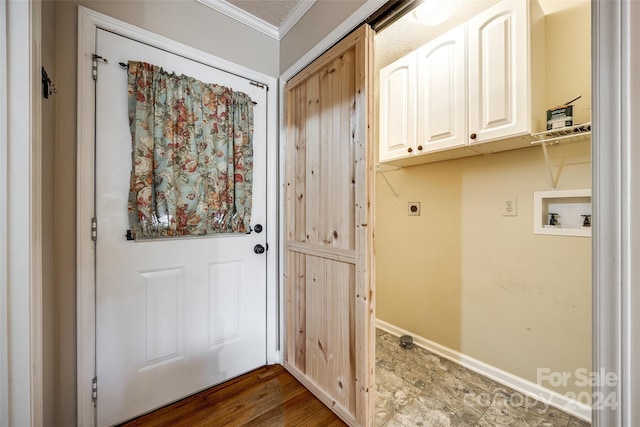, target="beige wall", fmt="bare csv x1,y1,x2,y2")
375,1,592,396
51,1,278,423
52,4,76,419
545,2,591,123
279,0,366,73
